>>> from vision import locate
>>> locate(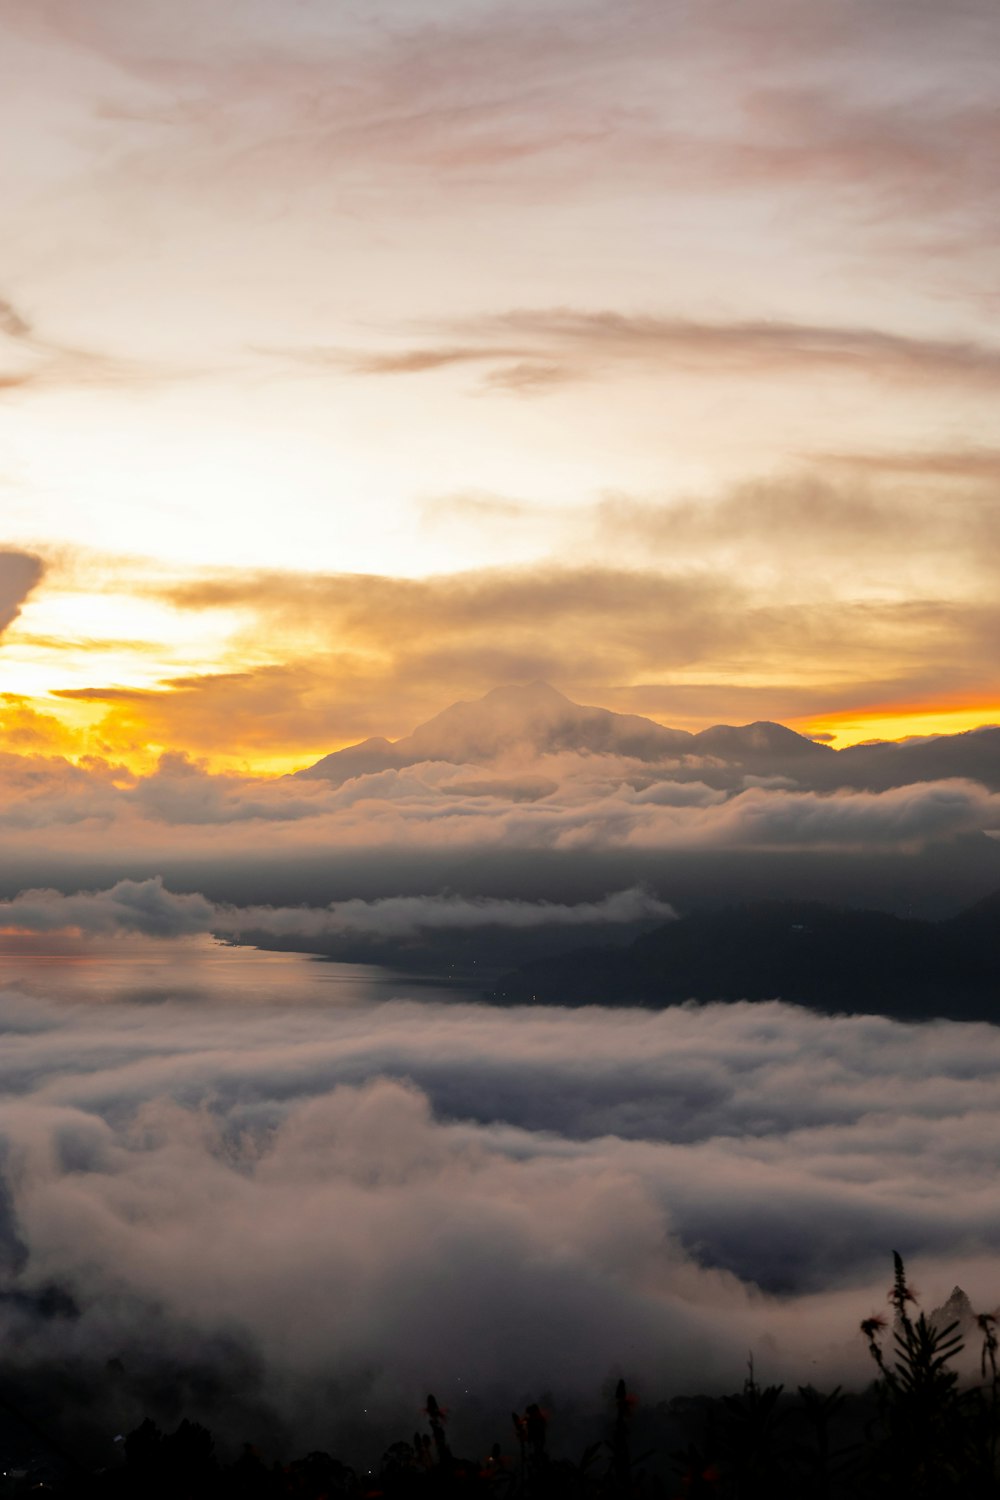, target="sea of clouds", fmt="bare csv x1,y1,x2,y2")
2,747,998,856
2,965,999,1456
